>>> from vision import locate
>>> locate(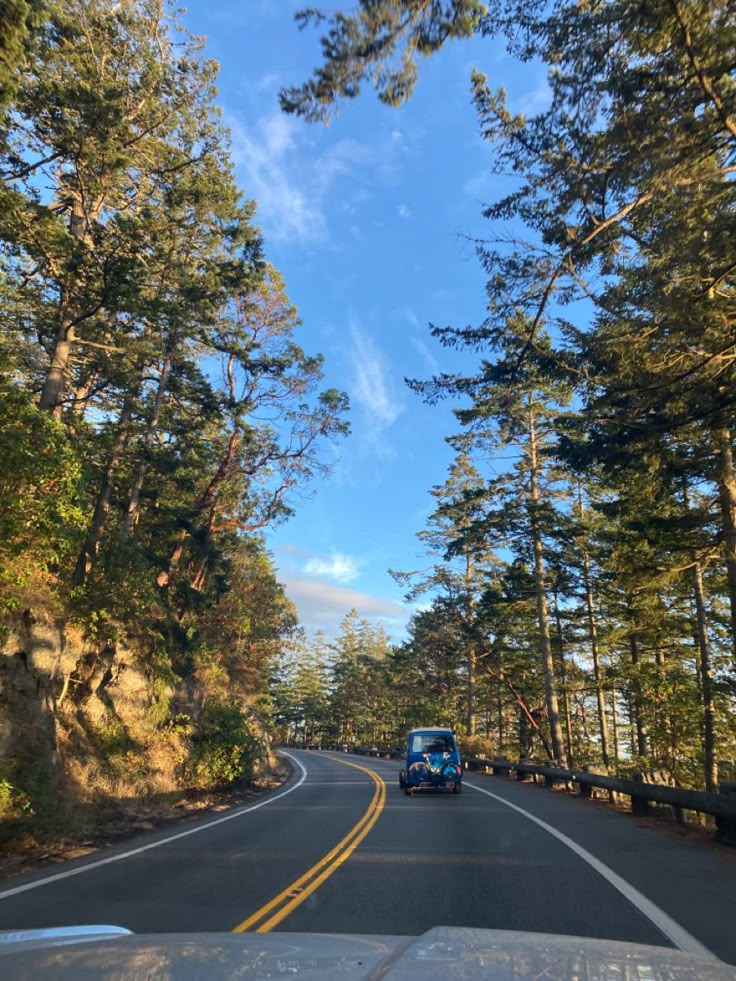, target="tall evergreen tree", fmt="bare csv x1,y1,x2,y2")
412,323,573,764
